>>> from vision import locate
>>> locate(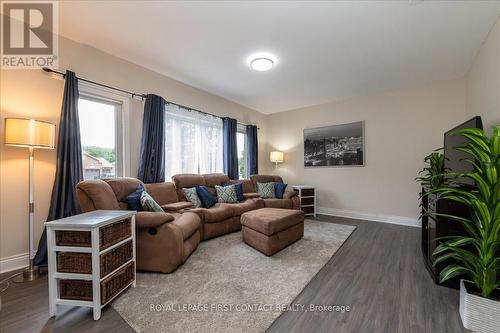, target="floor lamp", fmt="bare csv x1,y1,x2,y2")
4,118,55,282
